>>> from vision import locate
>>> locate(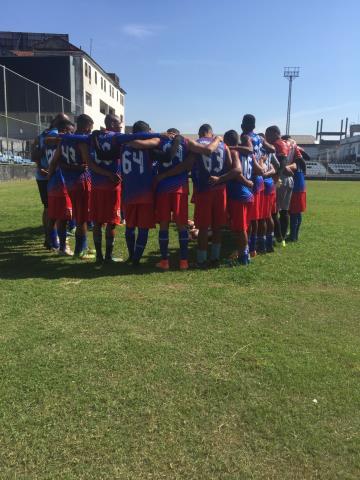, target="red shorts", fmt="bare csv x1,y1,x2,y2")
249,191,262,221
289,191,306,214
68,182,91,224
228,200,251,232
124,203,155,229
271,190,277,215
48,192,72,221
90,186,121,225
156,191,188,225
261,194,272,219
194,188,227,229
